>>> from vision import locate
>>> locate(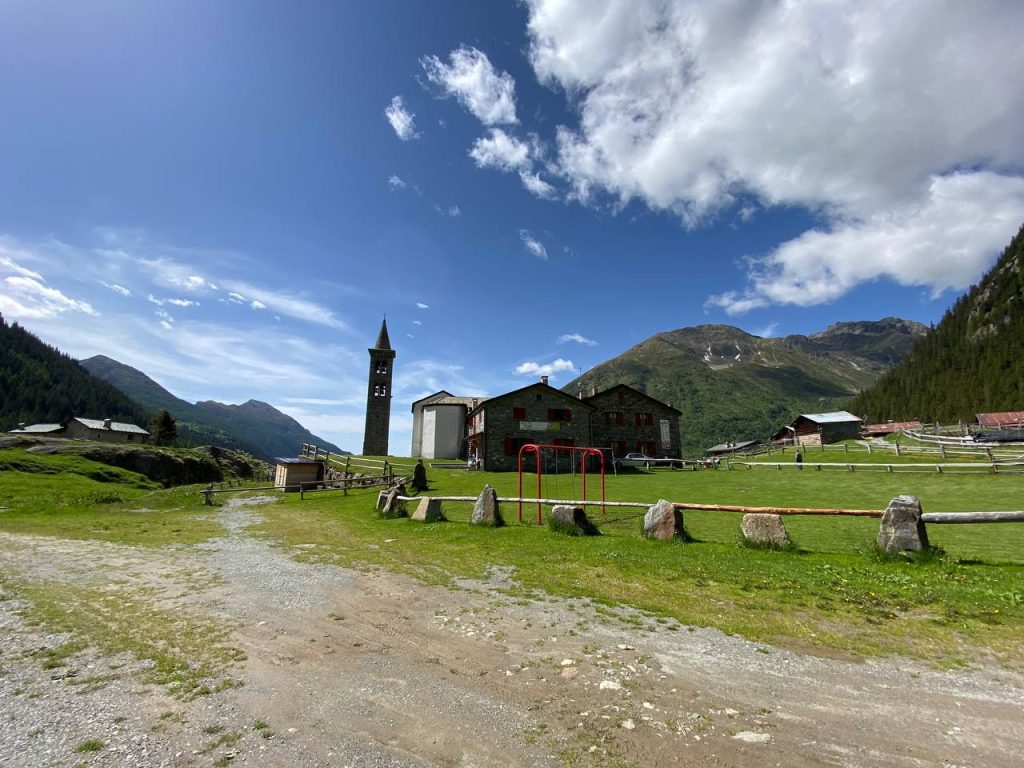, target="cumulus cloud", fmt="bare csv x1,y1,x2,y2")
515,358,575,377
384,95,419,141
469,129,531,171
528,0,1024,221
519,230,548,260
558,333,596,346
706,172,1024,314
521,0,1024,309
422,46,518,125
0,276,98,320
387,175,407,190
